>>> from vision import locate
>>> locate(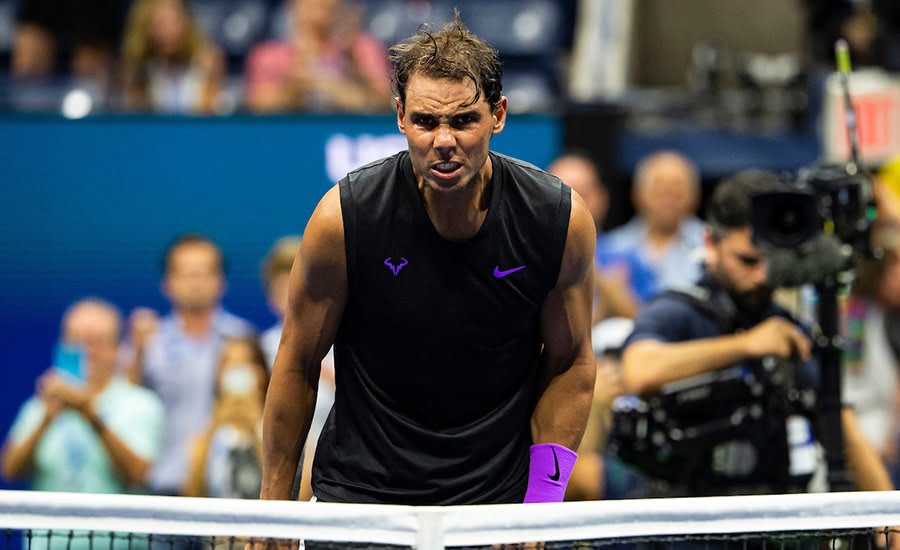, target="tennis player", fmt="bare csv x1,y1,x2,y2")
259,14,596,505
